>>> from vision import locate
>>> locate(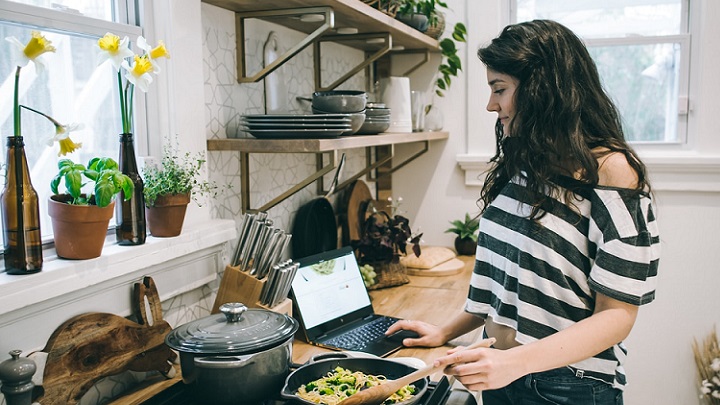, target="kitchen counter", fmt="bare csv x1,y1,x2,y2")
111,255,479,404
291,254,479,381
